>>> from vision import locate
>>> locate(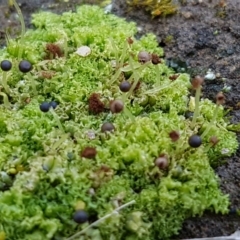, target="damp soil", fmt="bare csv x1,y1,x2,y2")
1,0,240,239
